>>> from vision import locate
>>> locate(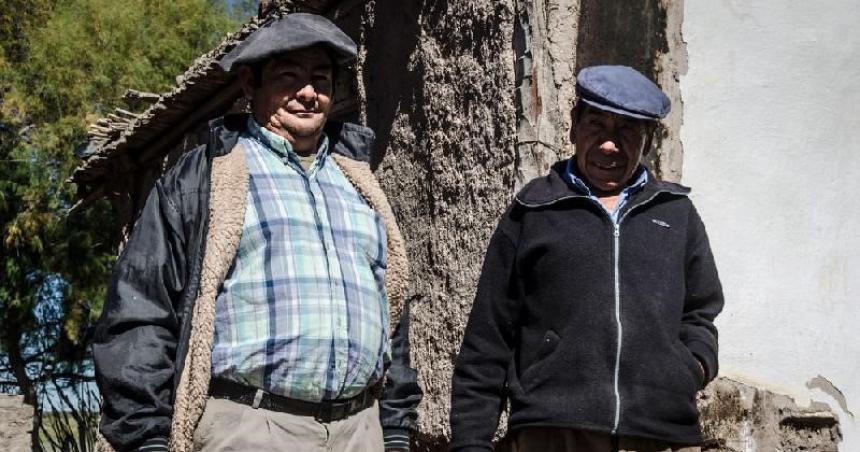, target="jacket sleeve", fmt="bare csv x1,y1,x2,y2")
93,178,186,452
681,204,724,386
450,214,522,452
379,299,423,451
